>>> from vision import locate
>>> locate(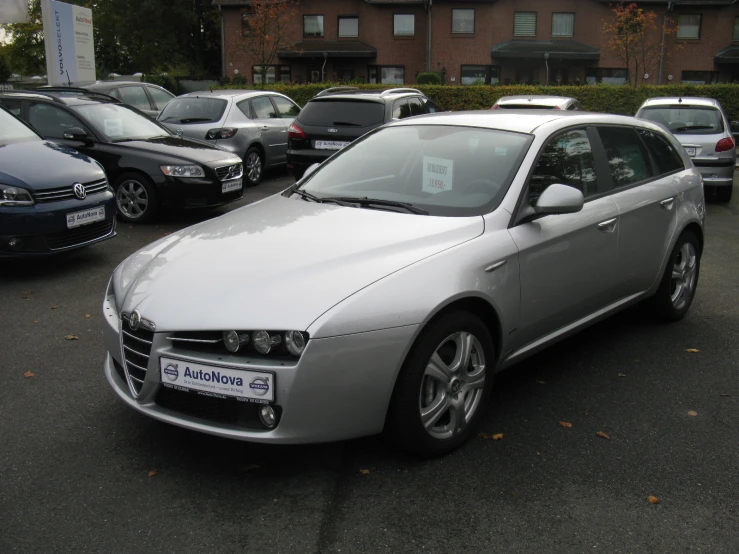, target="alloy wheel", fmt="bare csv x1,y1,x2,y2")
116,179,149,219
670,242,697,310
419,331,486,440
246,151,262,183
